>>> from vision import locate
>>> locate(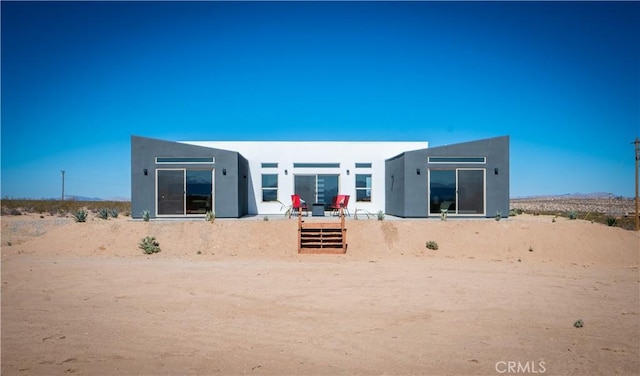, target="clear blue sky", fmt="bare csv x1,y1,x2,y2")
1,1,638,199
